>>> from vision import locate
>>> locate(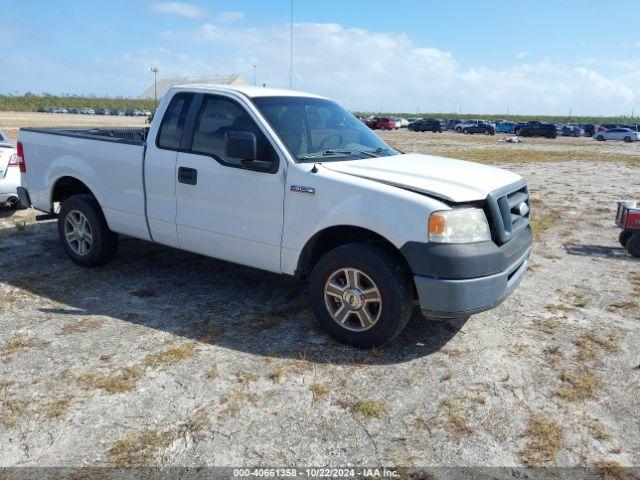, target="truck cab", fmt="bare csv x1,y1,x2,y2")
17,85,532,348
